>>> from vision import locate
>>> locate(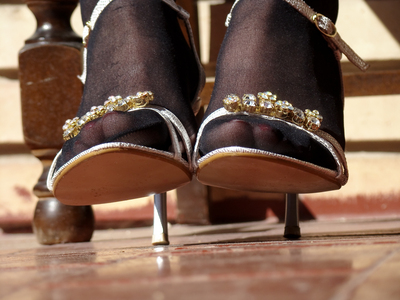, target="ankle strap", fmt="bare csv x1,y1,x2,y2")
283,0,369,71
78,0,205,103
77,0,189,86
226,0,369,72
162,0,206,111
78,0,114,84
